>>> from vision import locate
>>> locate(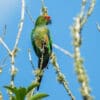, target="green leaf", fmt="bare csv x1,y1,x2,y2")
15,87,26,100
11,96,16,100
4,83,46,100
4,86,27,100
4,86,17,94
30,93,49,100
26,82,39,94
